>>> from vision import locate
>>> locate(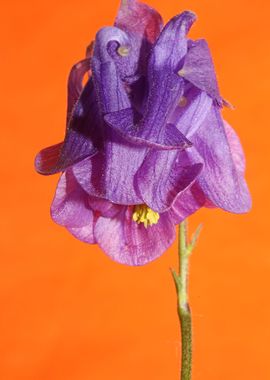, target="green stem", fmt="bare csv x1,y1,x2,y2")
172,220,202,380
